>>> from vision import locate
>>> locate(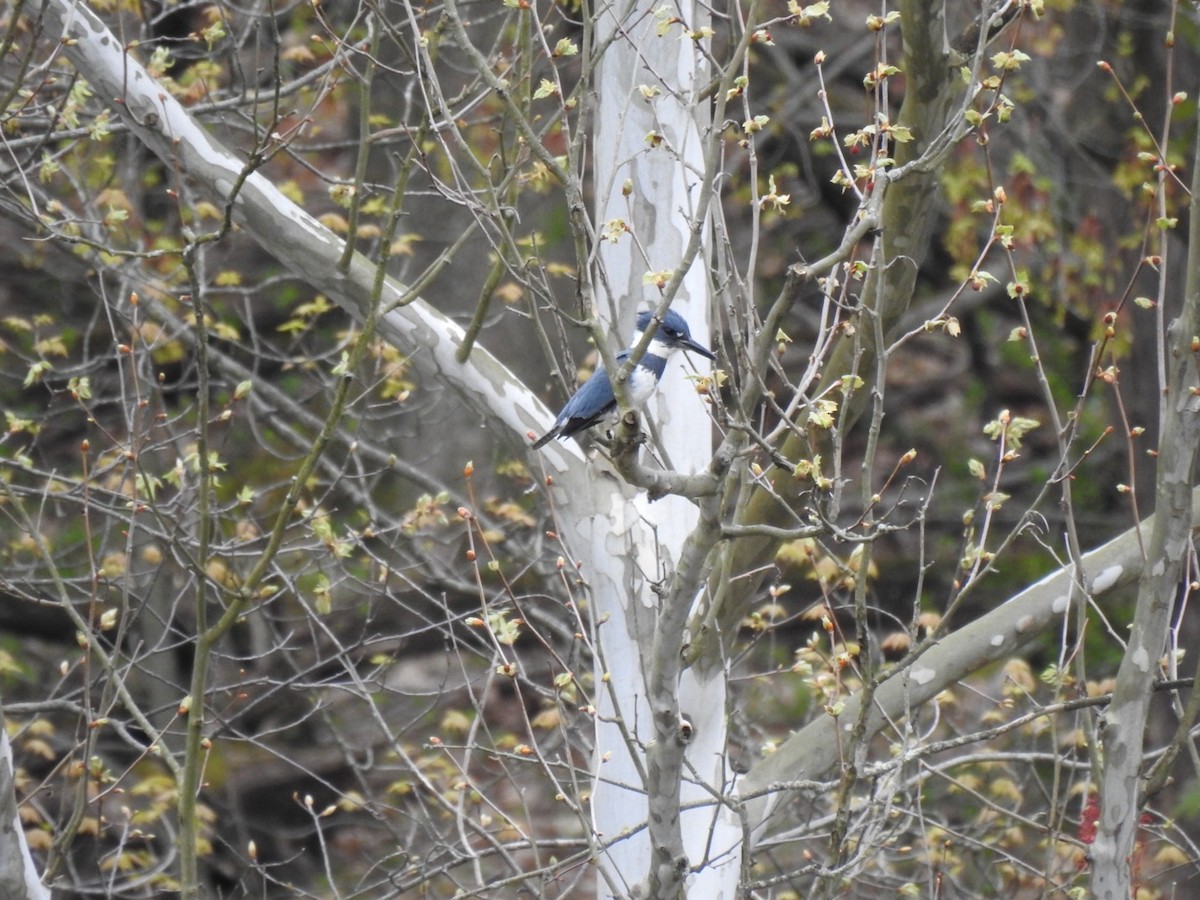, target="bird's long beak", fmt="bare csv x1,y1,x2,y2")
681,336,717,361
